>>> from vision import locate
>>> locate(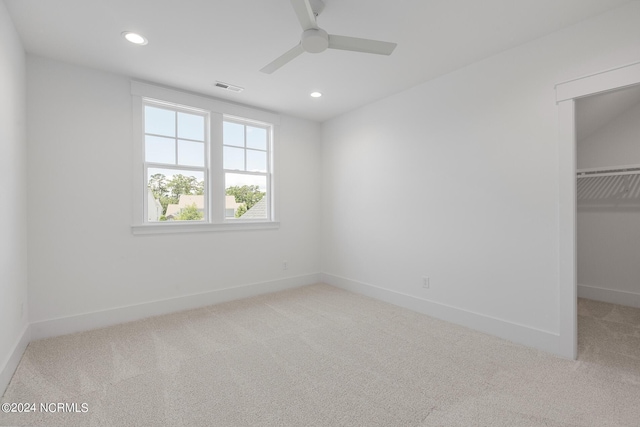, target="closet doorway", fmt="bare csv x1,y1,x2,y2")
556,61,640,360
574,85,640,362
